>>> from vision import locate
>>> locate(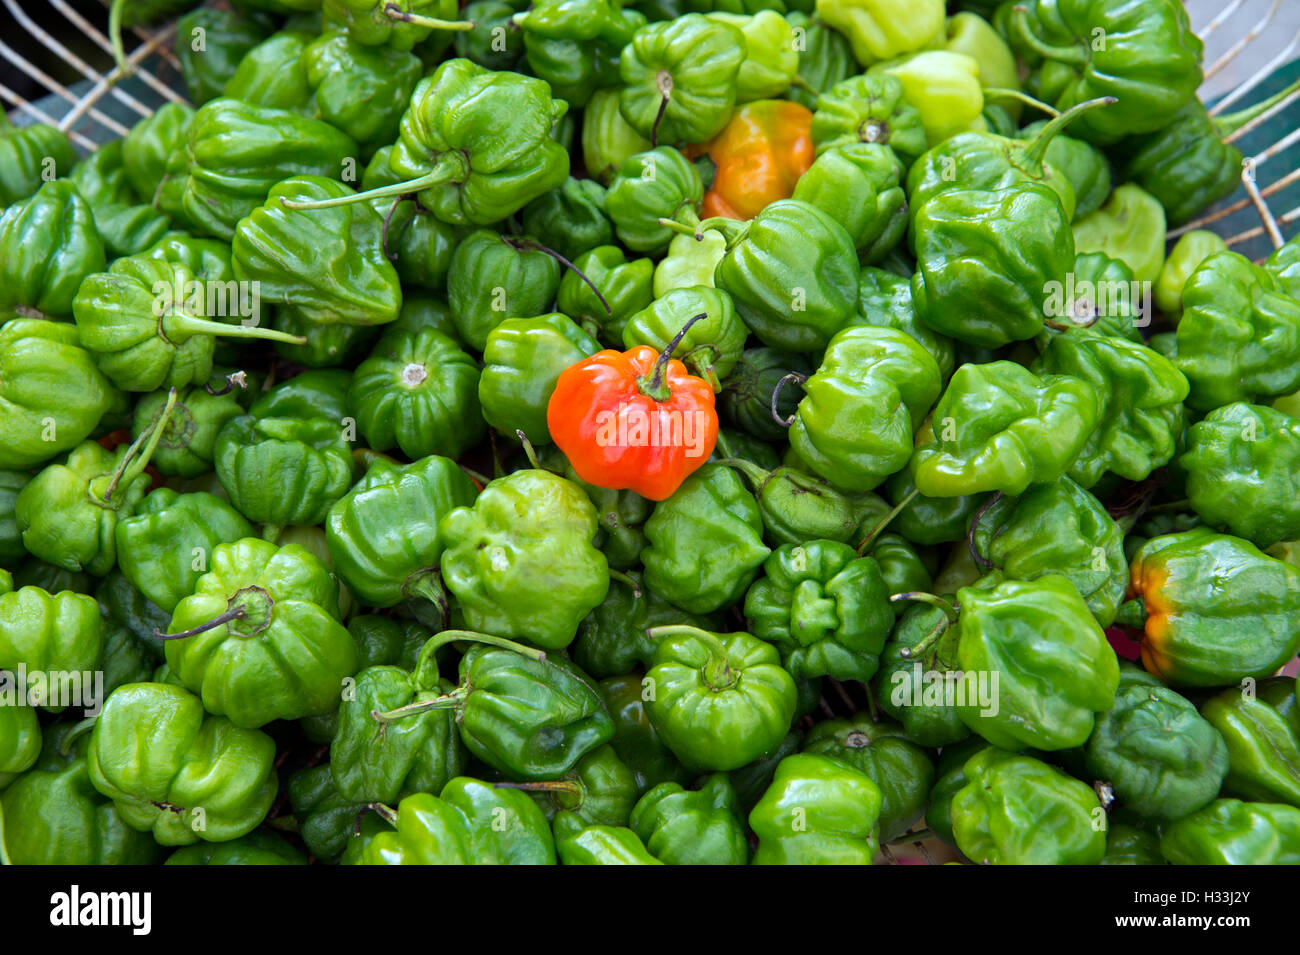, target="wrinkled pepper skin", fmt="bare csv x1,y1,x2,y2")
164,538,356,728
1202,678,1300,809
1160,799,1300,865
810,74,927,165
288,765,367,861
553,811,662,864
790,325,941,492
1086,664,1229,819
573,571,717,678
690,99,813,220
0,114,77,206
813,0,943,66
0,705,40,790
955,576,1120,751
174,6,272,106
875,598,970,748
785,11,855,111
122,102,195,206
447,230,563,351
745,540,893,682
68,142,170,258
802,714,934,842
950,748,1107,865
644,625,797,772
131,384,243,479
749,753,883,864
326,455,477,608
0,180,106,320
793,143,906,262
605,147,705,255
165,831,306,865
509,744,639,828
215,415,353,527
87,682,278,846
557,245,655,345
1127,528,1300,688
439,469,609,651
641,463,771,614
629,773,749,864
622,285,745,388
